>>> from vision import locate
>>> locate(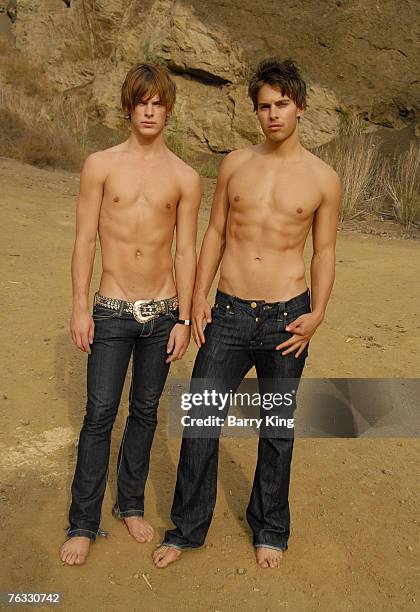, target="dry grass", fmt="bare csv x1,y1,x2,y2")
316,116,382,222
0,41,88,171
384,143,420,228
0,87,88,171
